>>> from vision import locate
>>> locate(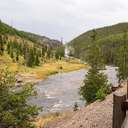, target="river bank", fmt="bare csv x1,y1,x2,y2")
39,82,126,128
1,53,120,128
0,54,86,83
28,66,118,128
18,59,87,83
